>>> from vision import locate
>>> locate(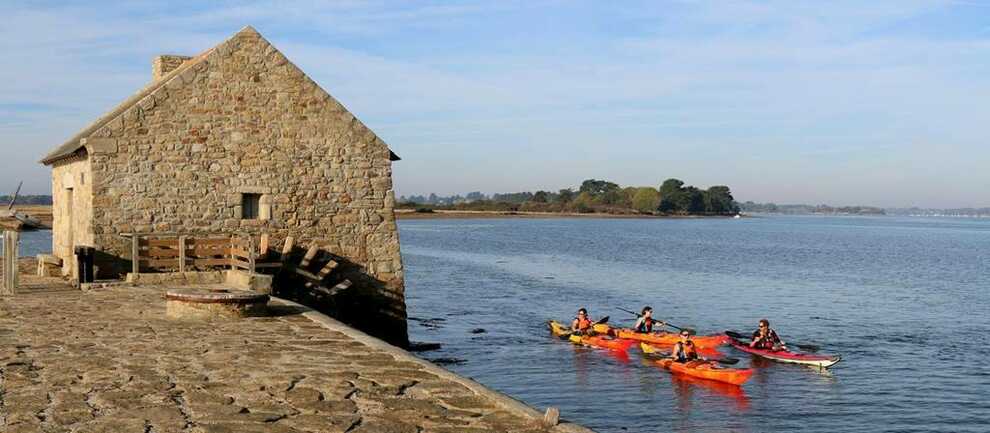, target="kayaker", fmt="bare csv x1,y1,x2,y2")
633,306,666,333
571,308,594,334
670,330,699,363
750,319,786,350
